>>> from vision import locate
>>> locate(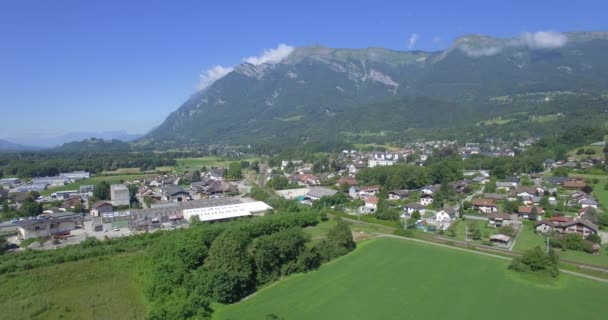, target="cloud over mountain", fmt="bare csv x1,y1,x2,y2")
458,31,568,57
